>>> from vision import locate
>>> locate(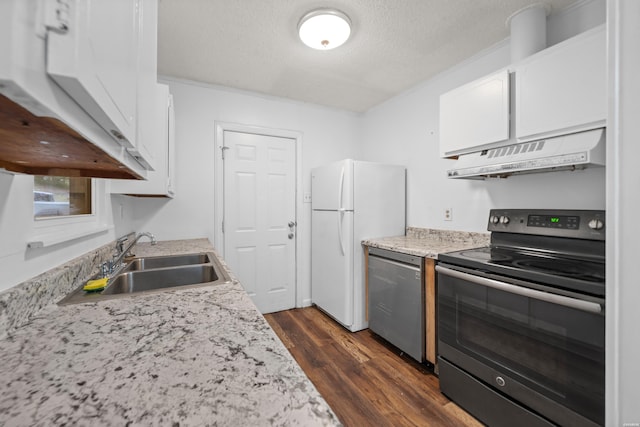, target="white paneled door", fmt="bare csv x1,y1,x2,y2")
222,131,296,313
